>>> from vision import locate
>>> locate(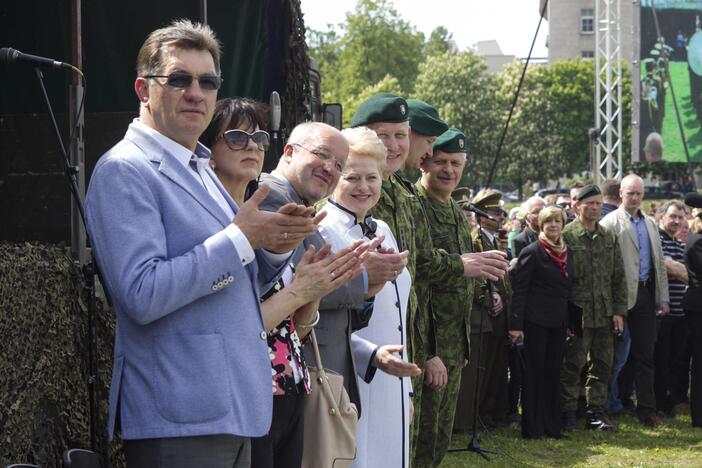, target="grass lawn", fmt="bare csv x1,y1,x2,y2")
441,406,702,467
658,62,702,163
